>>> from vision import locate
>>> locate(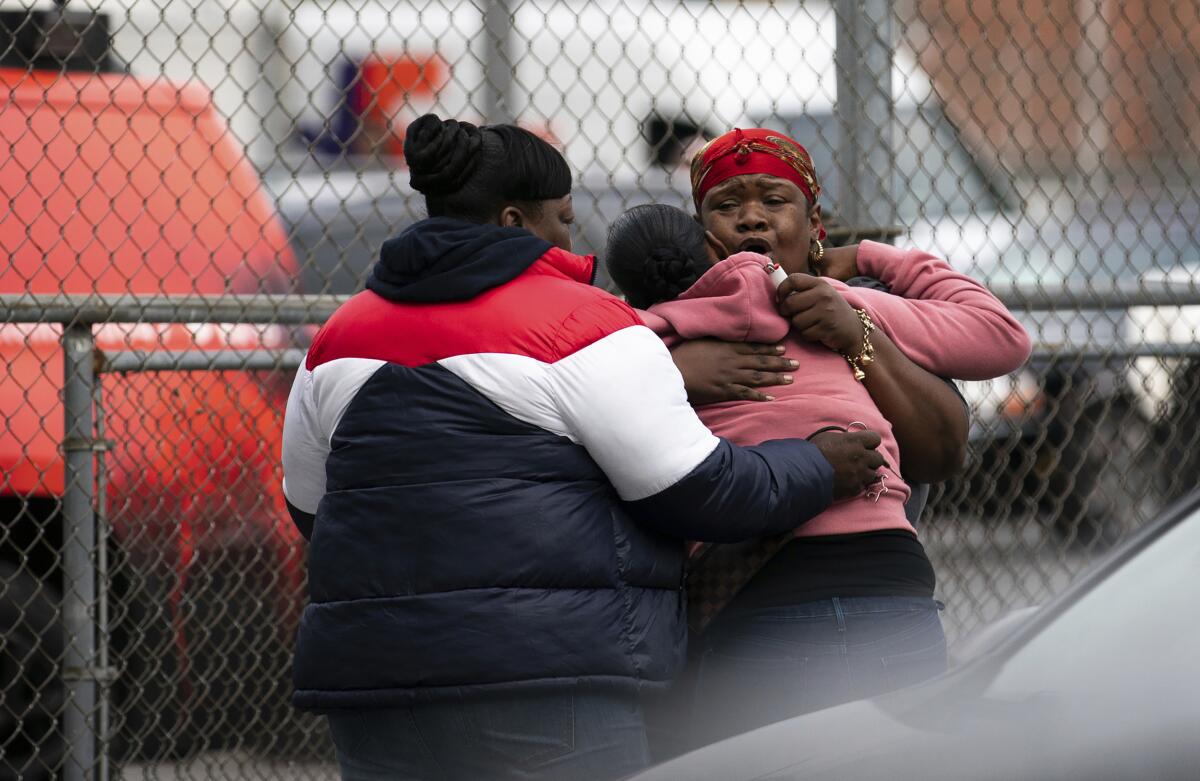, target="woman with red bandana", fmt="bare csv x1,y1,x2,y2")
673,128,971,486
608,128,1031,746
